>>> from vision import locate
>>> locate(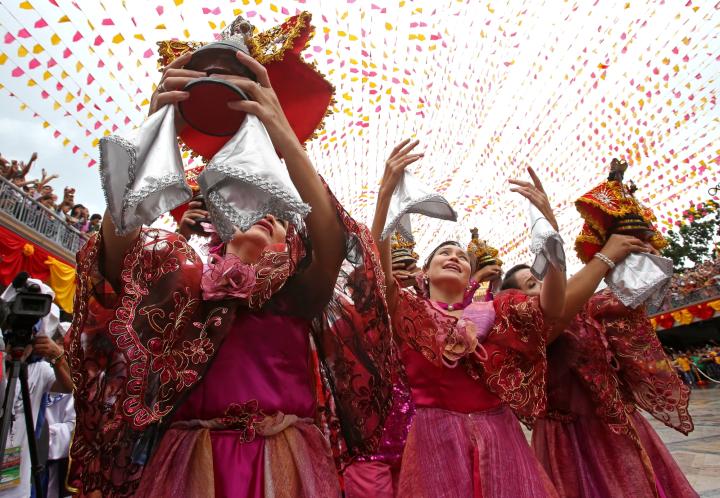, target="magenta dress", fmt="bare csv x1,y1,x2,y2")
393,291,559,498
531,291,696,498
67,204,394,497
161,306,336,497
